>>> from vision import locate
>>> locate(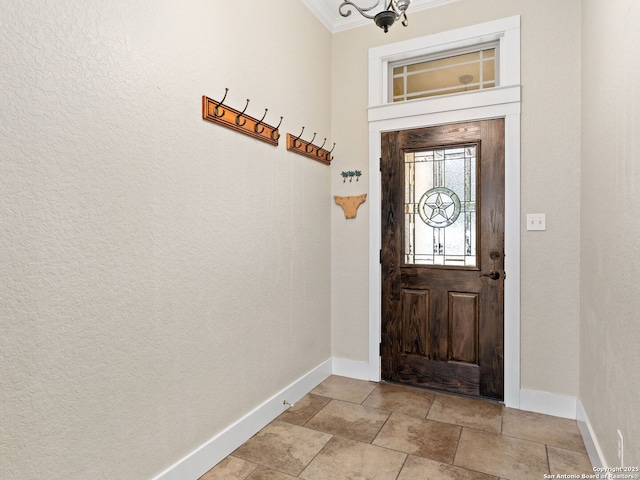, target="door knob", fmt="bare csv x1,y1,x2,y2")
482,270,500,280
484,251,501,280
